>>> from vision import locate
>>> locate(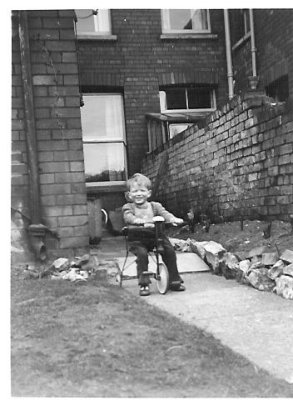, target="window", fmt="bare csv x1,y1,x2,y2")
266,75,289,102
80,93,127,186
230,9,251,47
161,9,210,33
75,9,111,36
160,85,216,113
